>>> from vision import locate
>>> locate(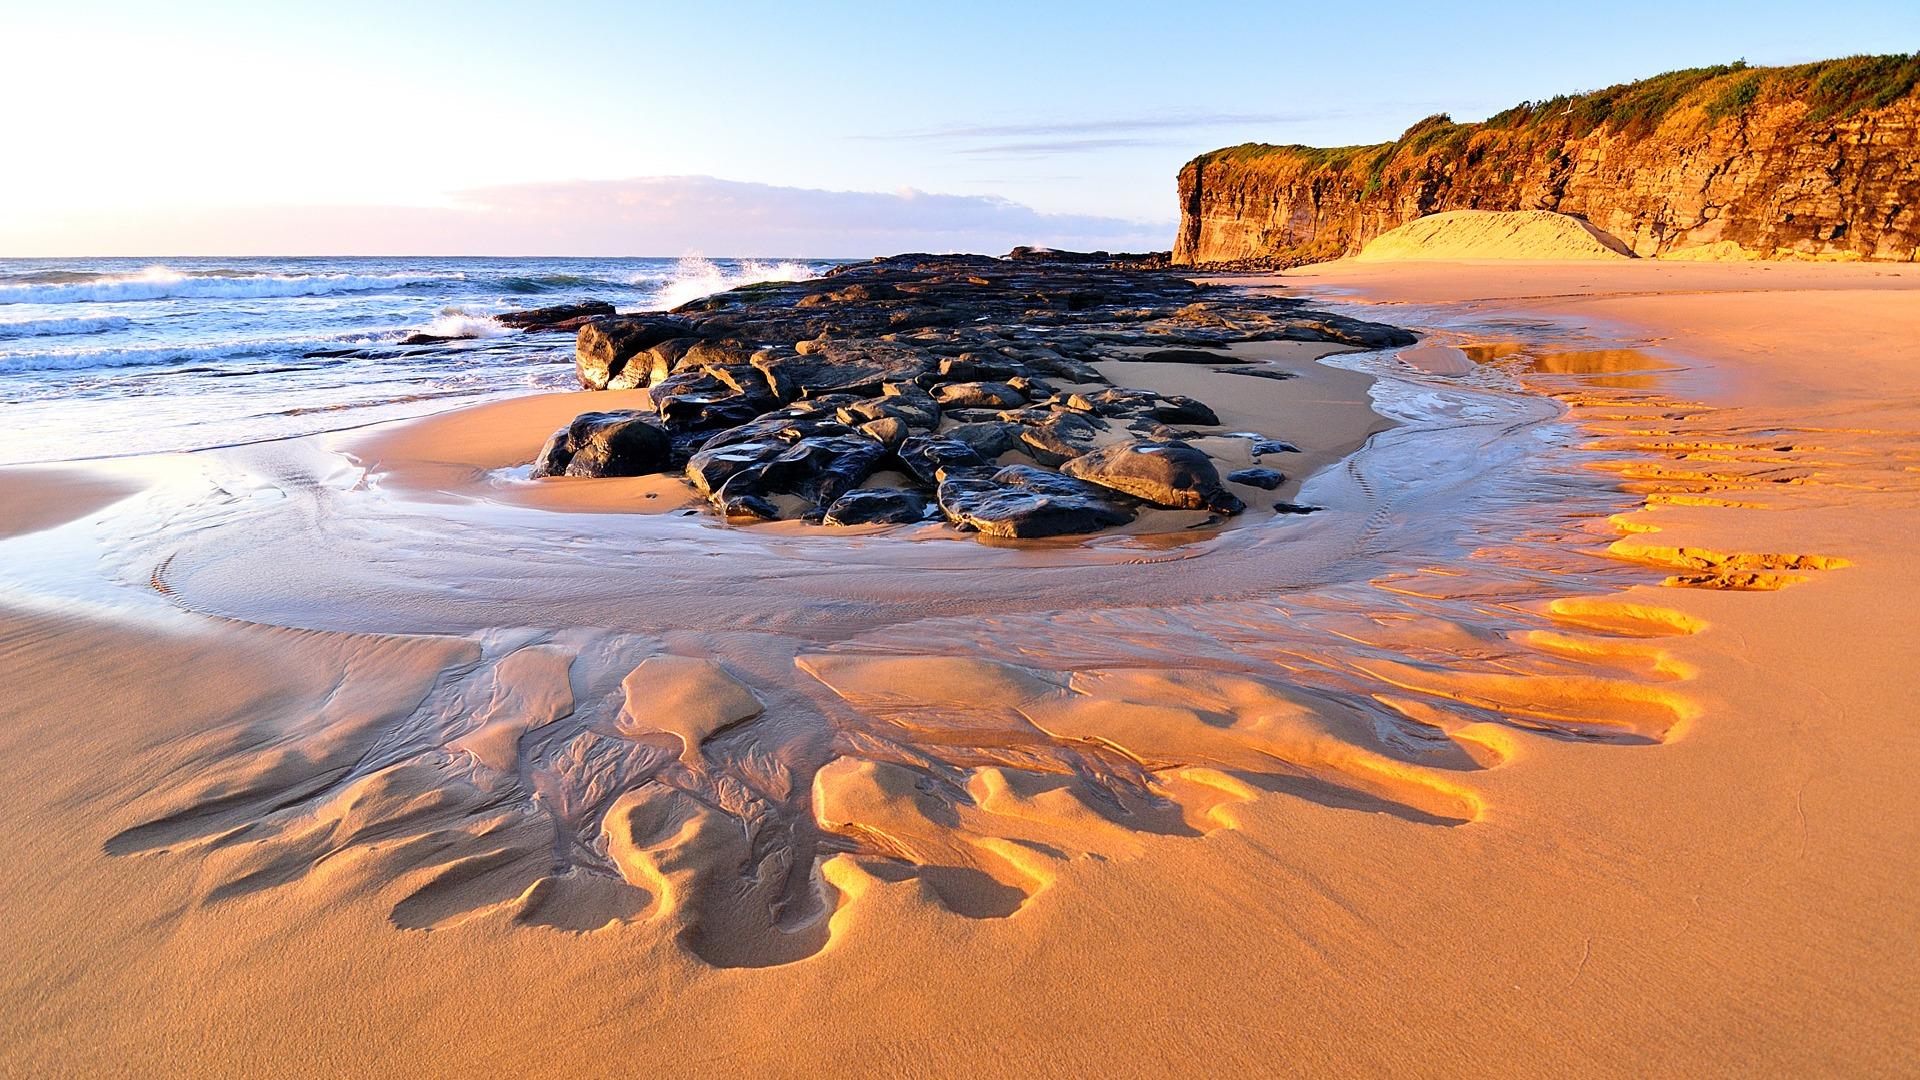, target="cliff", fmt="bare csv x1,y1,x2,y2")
1173,55,1920,265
